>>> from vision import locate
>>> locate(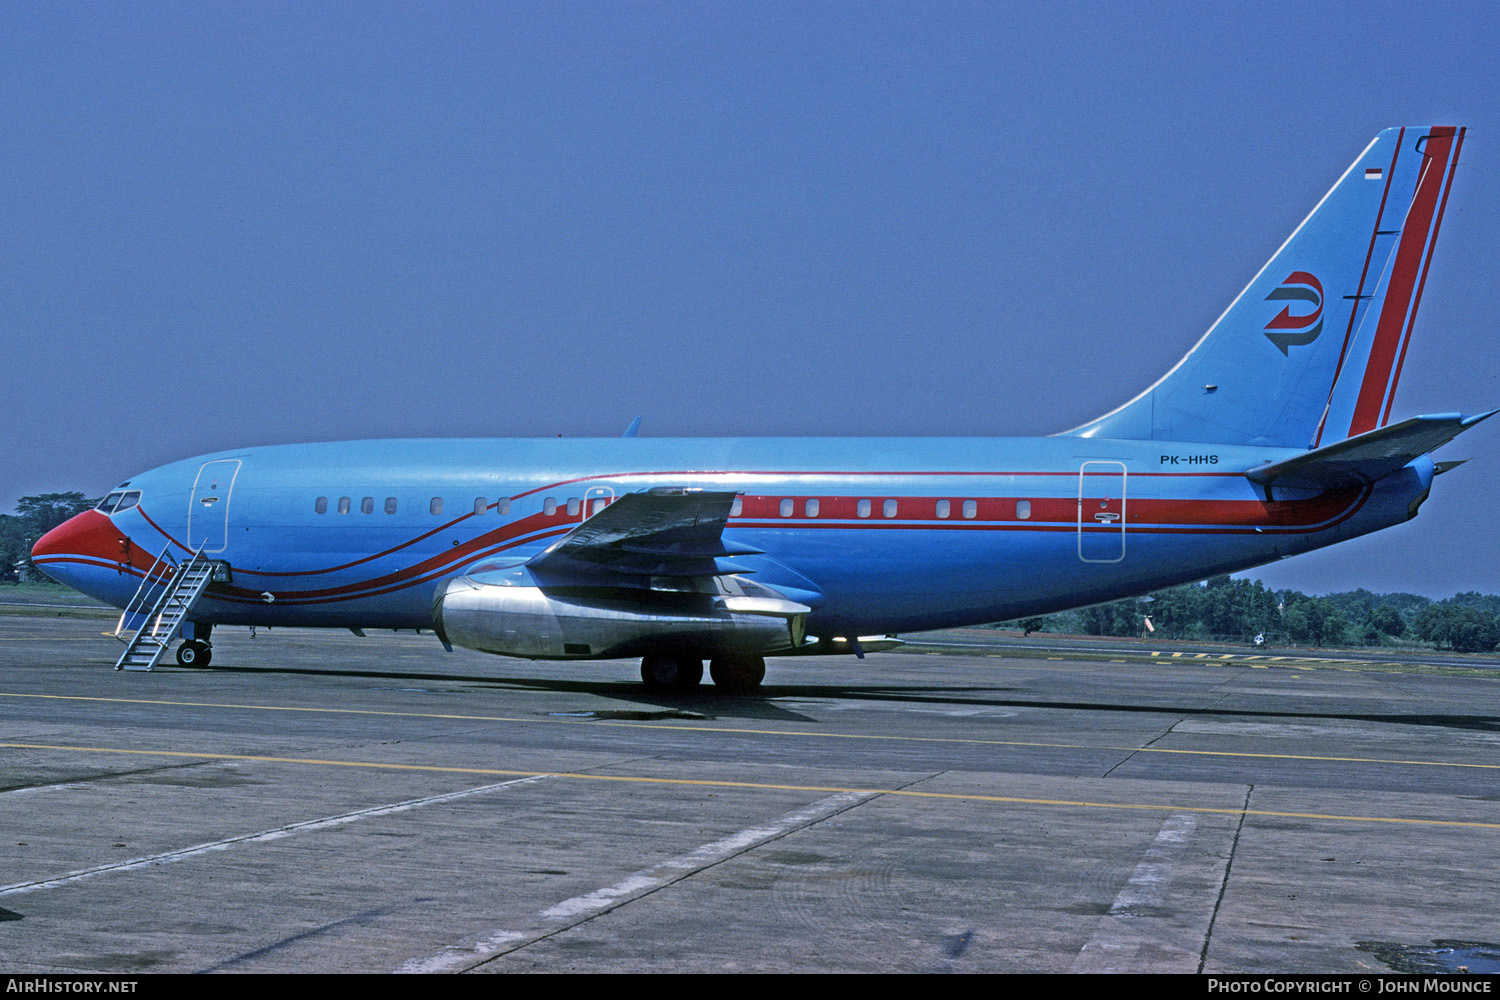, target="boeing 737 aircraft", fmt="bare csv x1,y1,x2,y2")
33,125,1488,692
